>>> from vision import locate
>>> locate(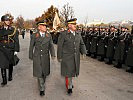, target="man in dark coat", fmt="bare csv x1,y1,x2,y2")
0,14,20,86
90,27,99,58
29,20,55,96
125,32,133,72
57,18,87,94
21,29,25,39
97,28,107,61
105,27,116,64
30,29,33,39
